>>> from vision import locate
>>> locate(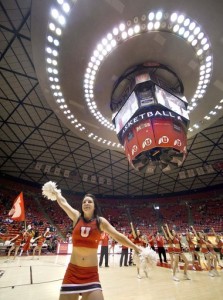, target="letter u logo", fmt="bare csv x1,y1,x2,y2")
80,227,91,237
